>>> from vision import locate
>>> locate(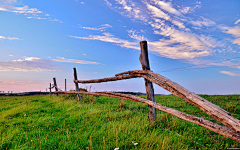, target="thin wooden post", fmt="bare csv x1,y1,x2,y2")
139,41,156,123
53,78,58,96
50,83,52,96
73,68,81,101
65,79,67,91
